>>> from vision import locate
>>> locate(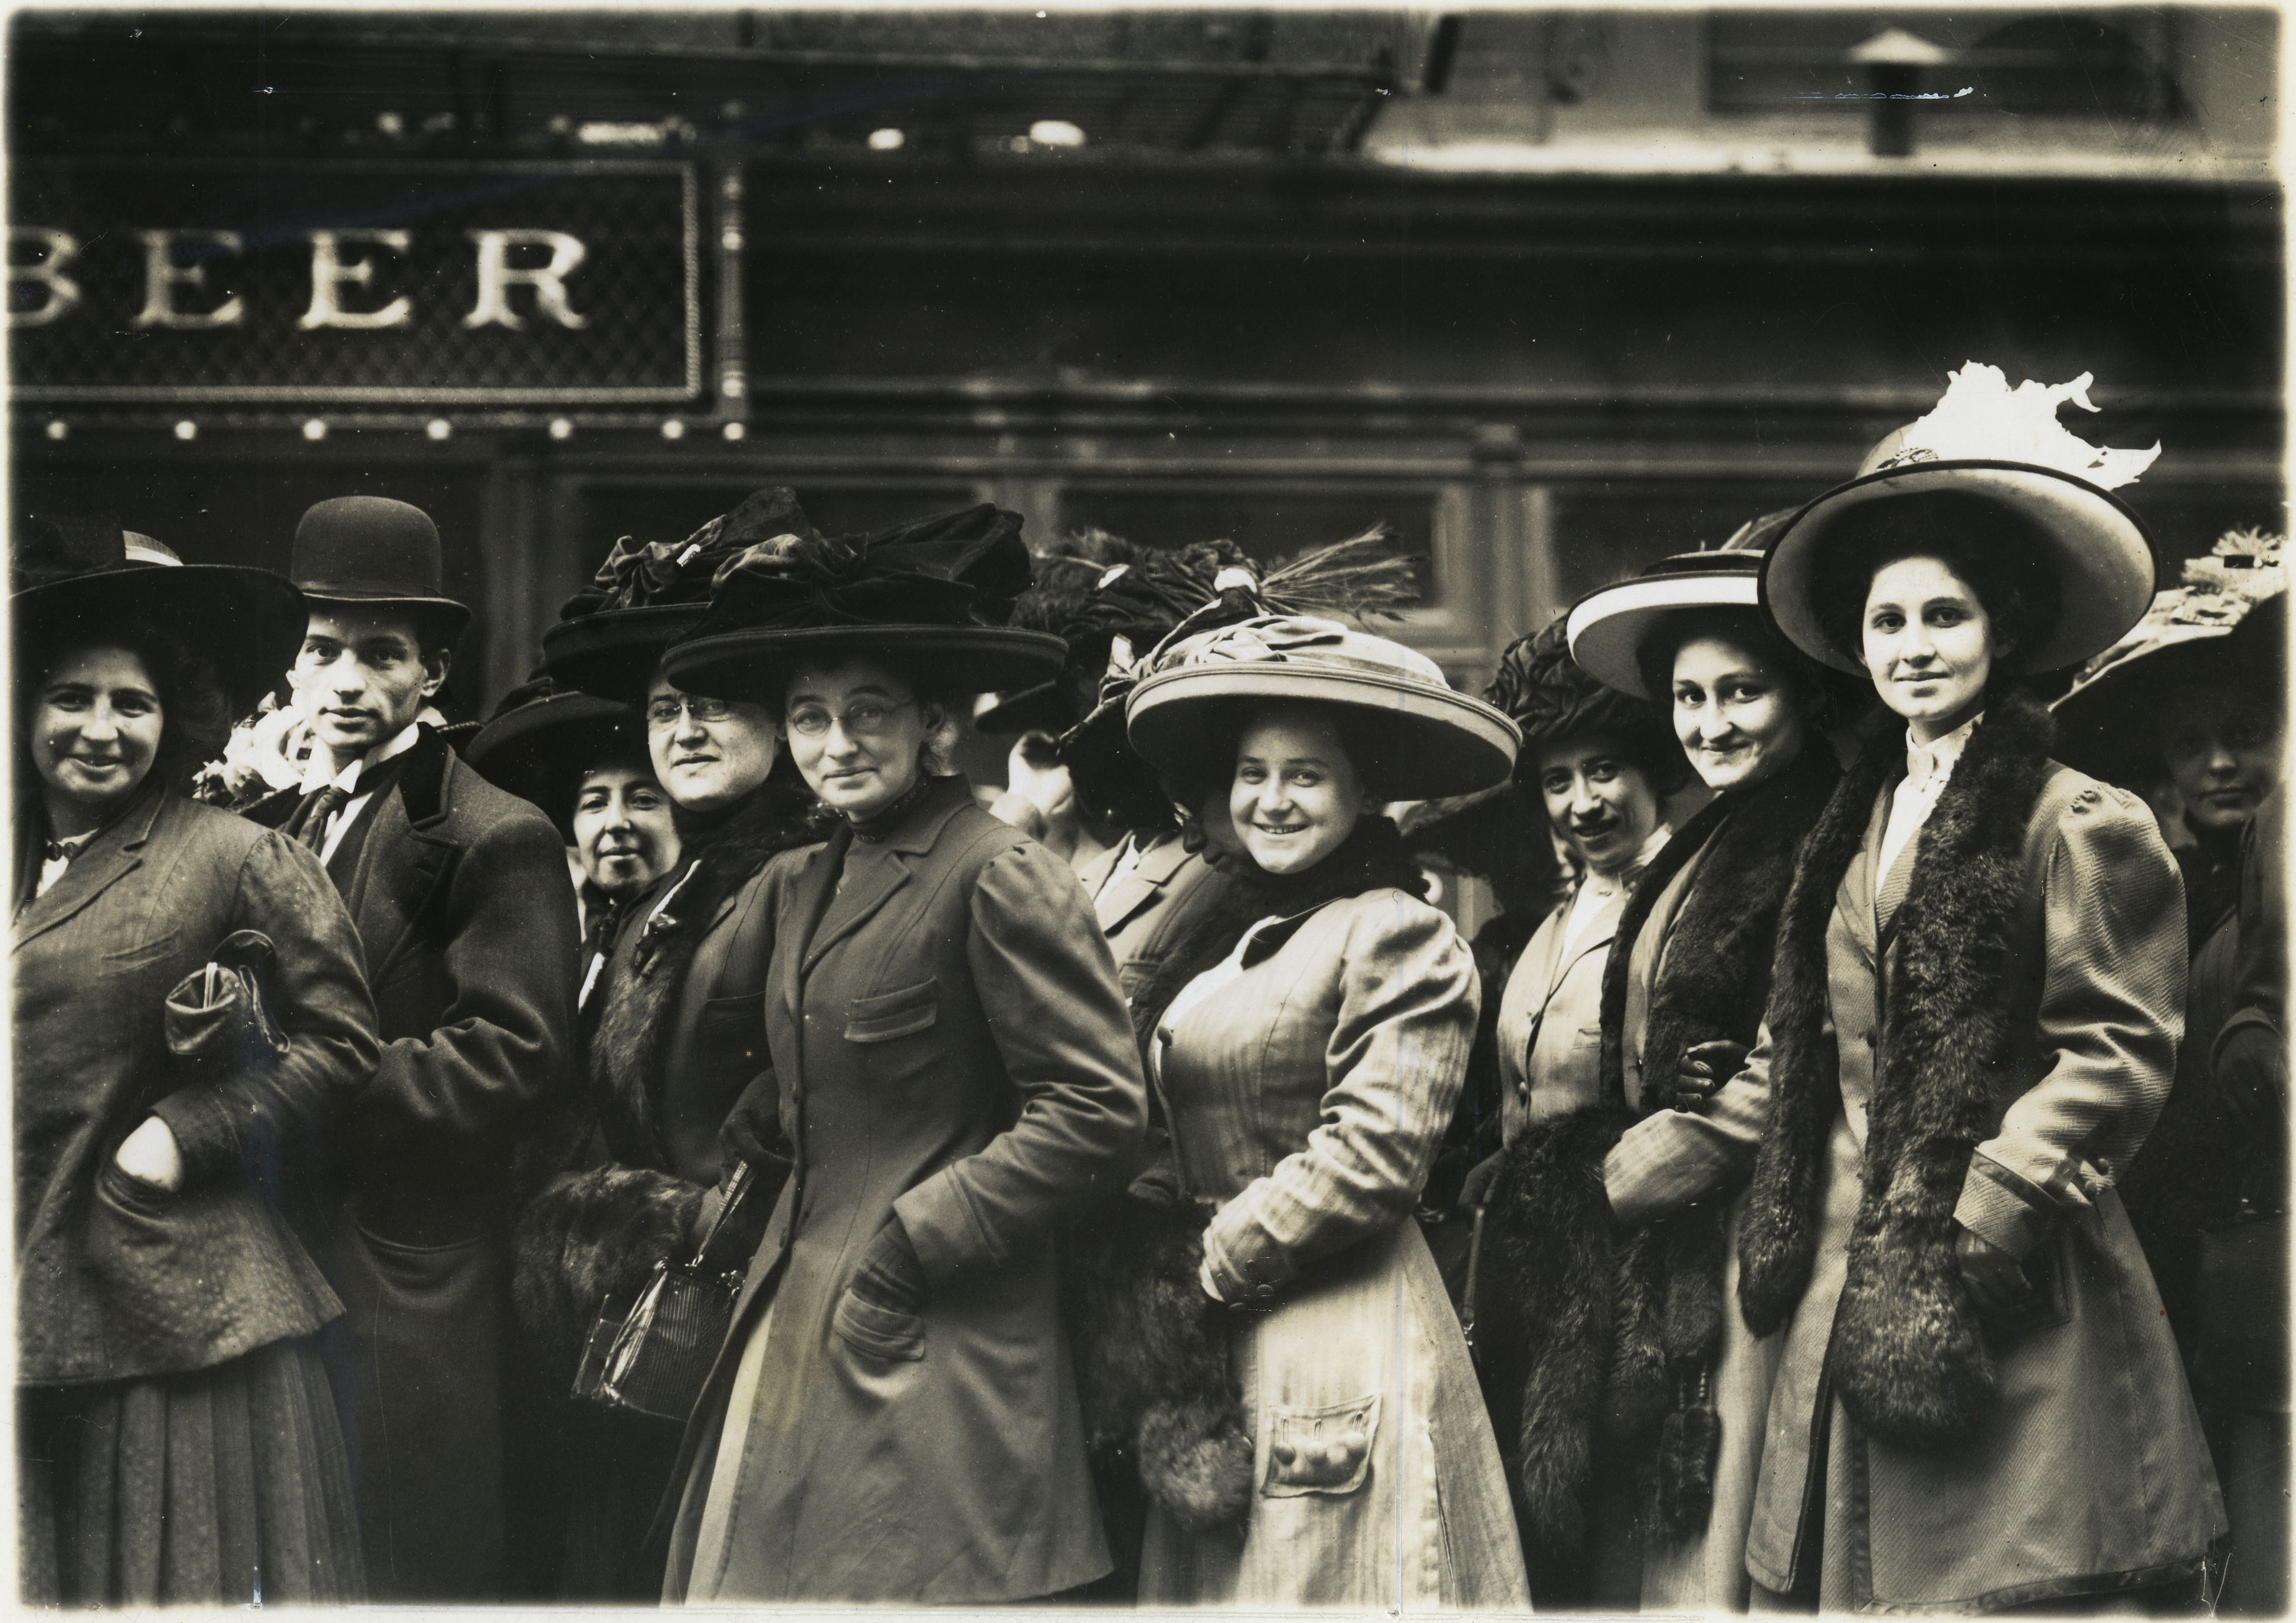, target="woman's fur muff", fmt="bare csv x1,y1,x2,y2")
1486,747,1836,1566
1060,1167,1254,1532
1737,691,2060,1452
